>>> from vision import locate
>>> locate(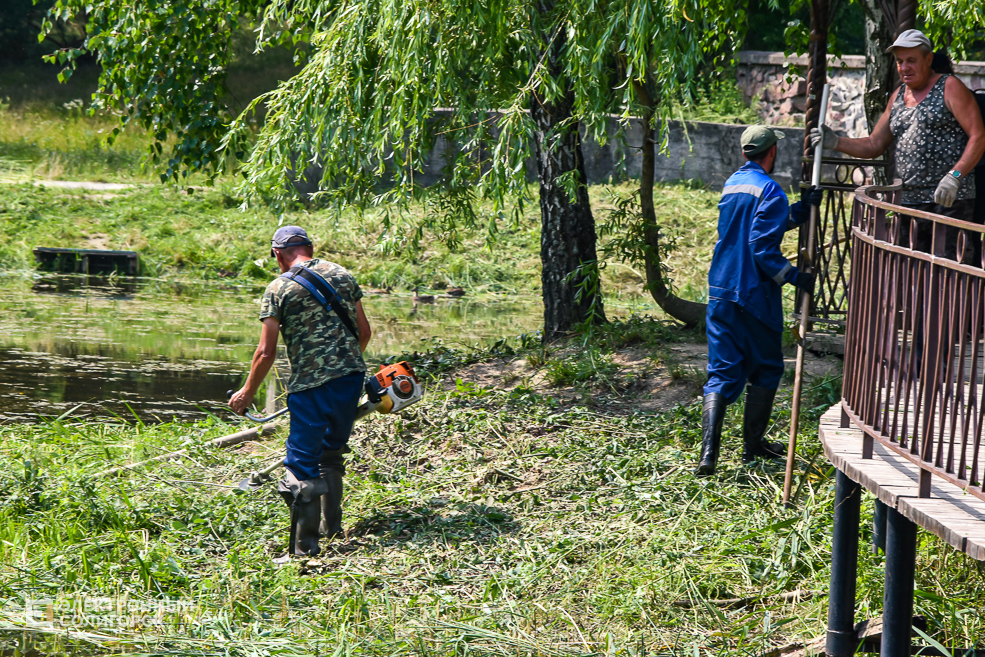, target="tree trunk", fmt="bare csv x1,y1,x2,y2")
634,81,706,328
530,9,605,341
859,0,916,184
860,0,895,132
860,0,896,184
